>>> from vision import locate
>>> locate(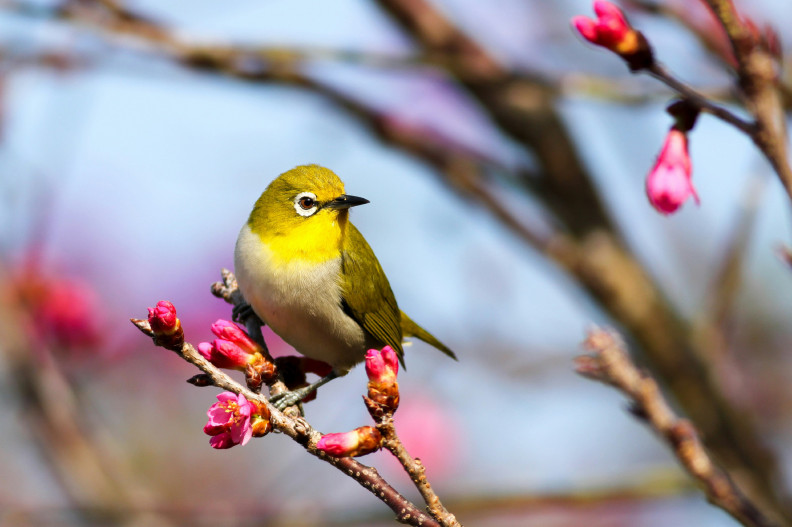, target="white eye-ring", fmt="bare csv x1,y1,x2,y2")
294,191,319,217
